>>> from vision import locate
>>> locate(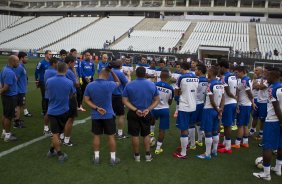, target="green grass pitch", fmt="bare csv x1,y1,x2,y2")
0,55,280,184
